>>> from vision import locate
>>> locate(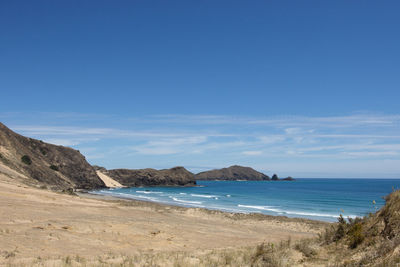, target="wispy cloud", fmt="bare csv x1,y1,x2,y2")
242,150,263,156
148,113,400,128
43,138,100,146
343,151,399,157
132,136,208,155
258,135,286,144
2,112,400,177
